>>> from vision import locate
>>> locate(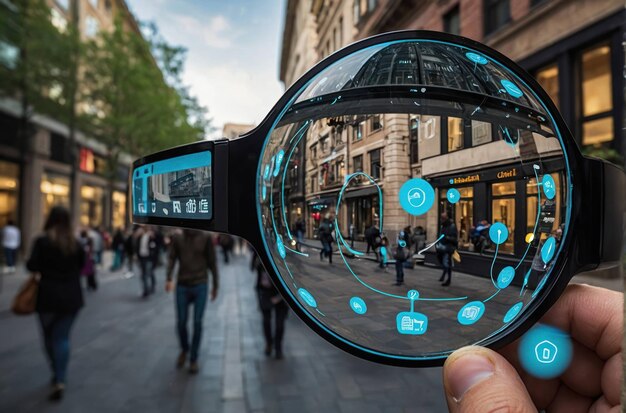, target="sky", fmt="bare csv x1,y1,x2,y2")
125,0,286,139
